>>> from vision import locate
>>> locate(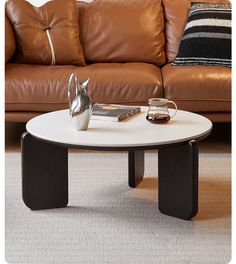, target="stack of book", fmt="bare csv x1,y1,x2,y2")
91,103,141,122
